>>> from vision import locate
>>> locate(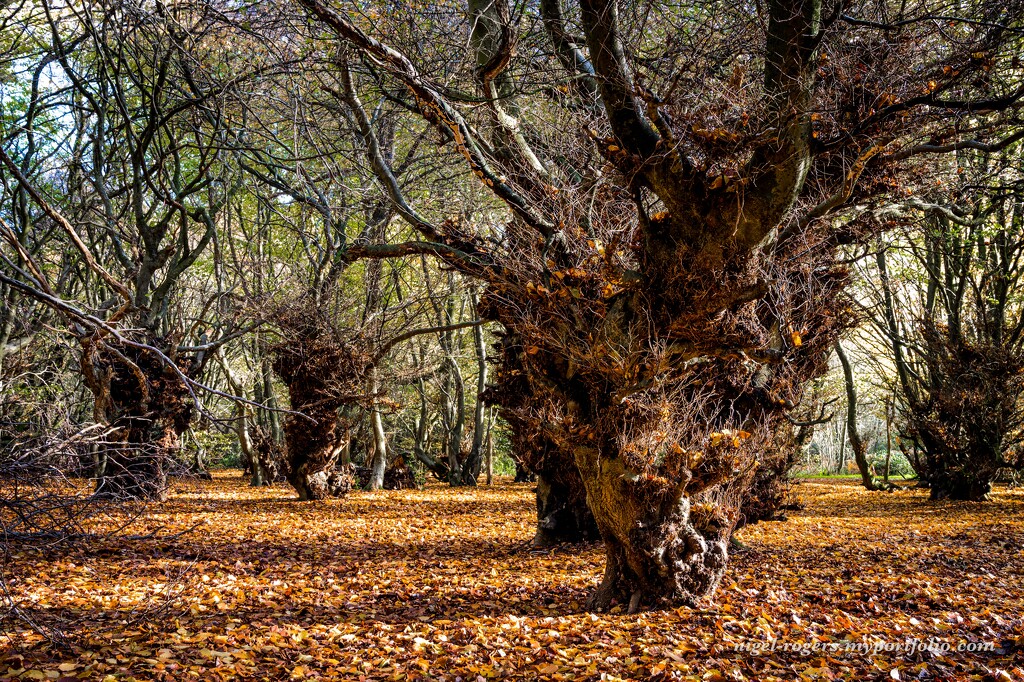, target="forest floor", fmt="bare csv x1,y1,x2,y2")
2,474,1022,681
